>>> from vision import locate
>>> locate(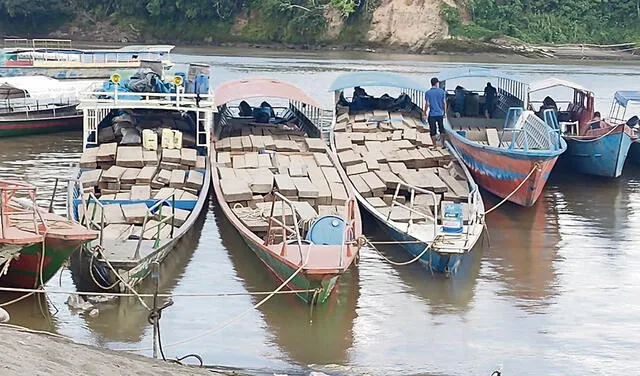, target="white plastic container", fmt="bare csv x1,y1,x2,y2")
142,129,158,151
161,128,174,149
